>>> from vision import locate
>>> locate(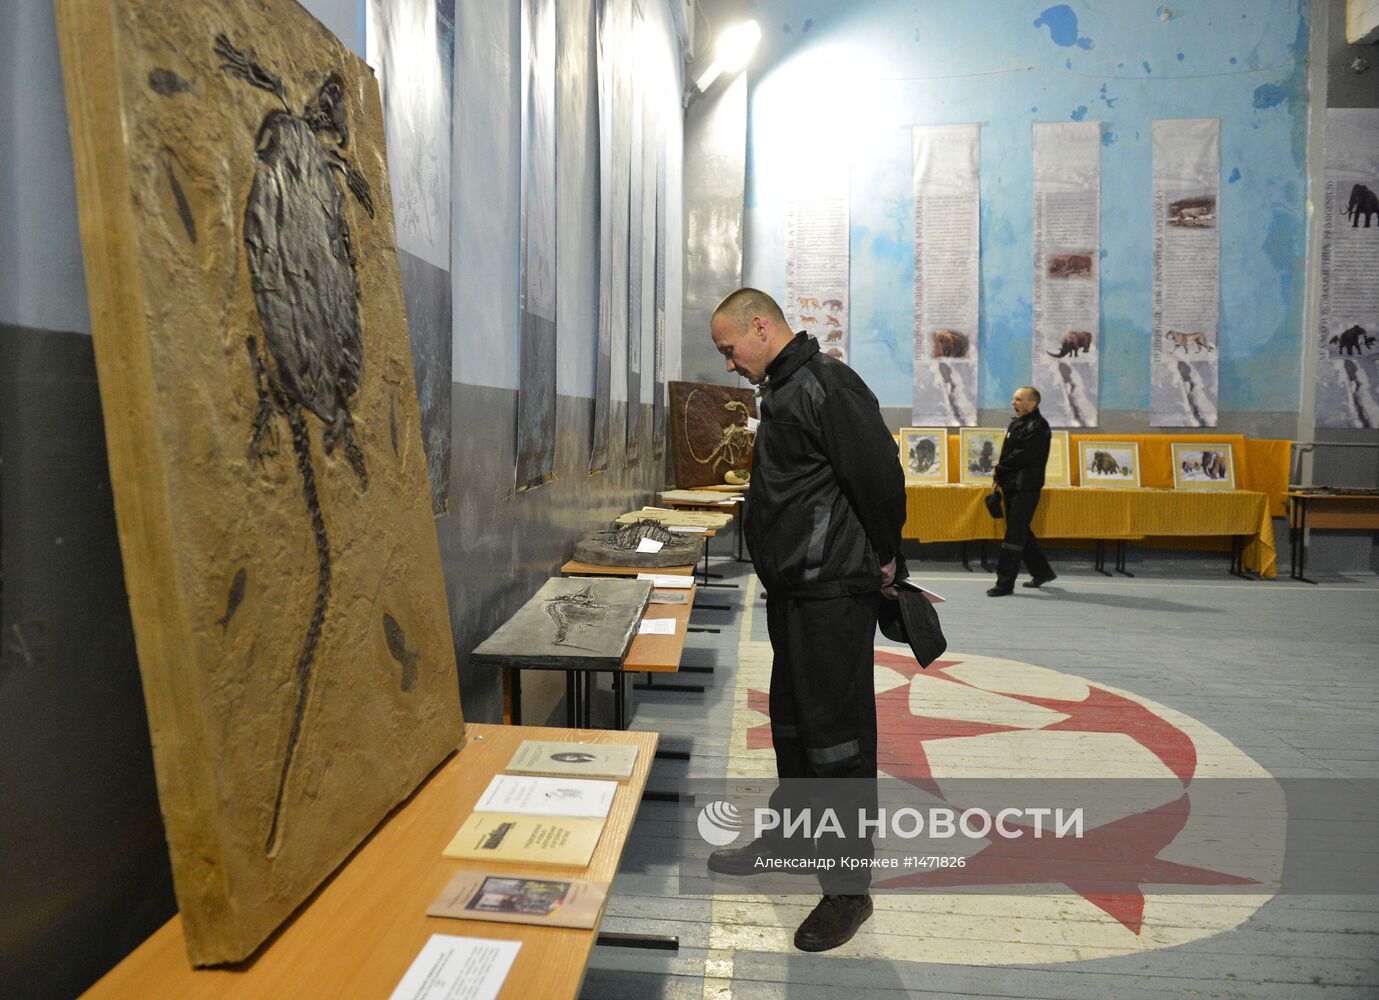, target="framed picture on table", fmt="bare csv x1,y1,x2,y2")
1078,441,1140,488
900,427,948,483
958,428,1005,485
1171,442,1236,490
1044,431,1070,487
